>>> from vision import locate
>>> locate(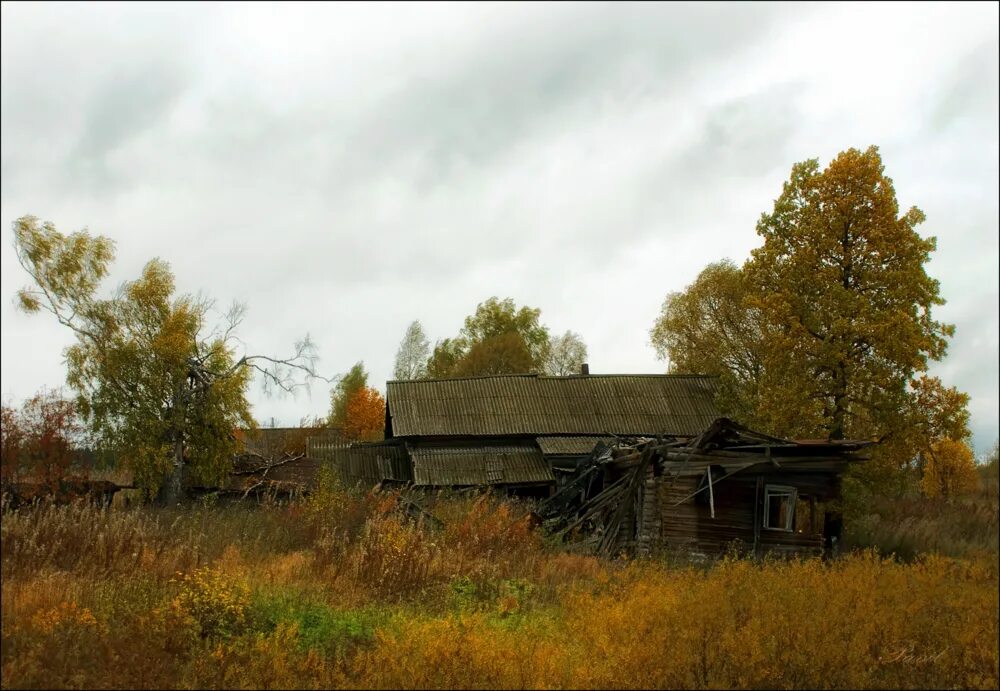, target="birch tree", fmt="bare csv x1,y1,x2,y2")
13,215,325,503
650,260,765,426
545,330,588,376
393,320,429,380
